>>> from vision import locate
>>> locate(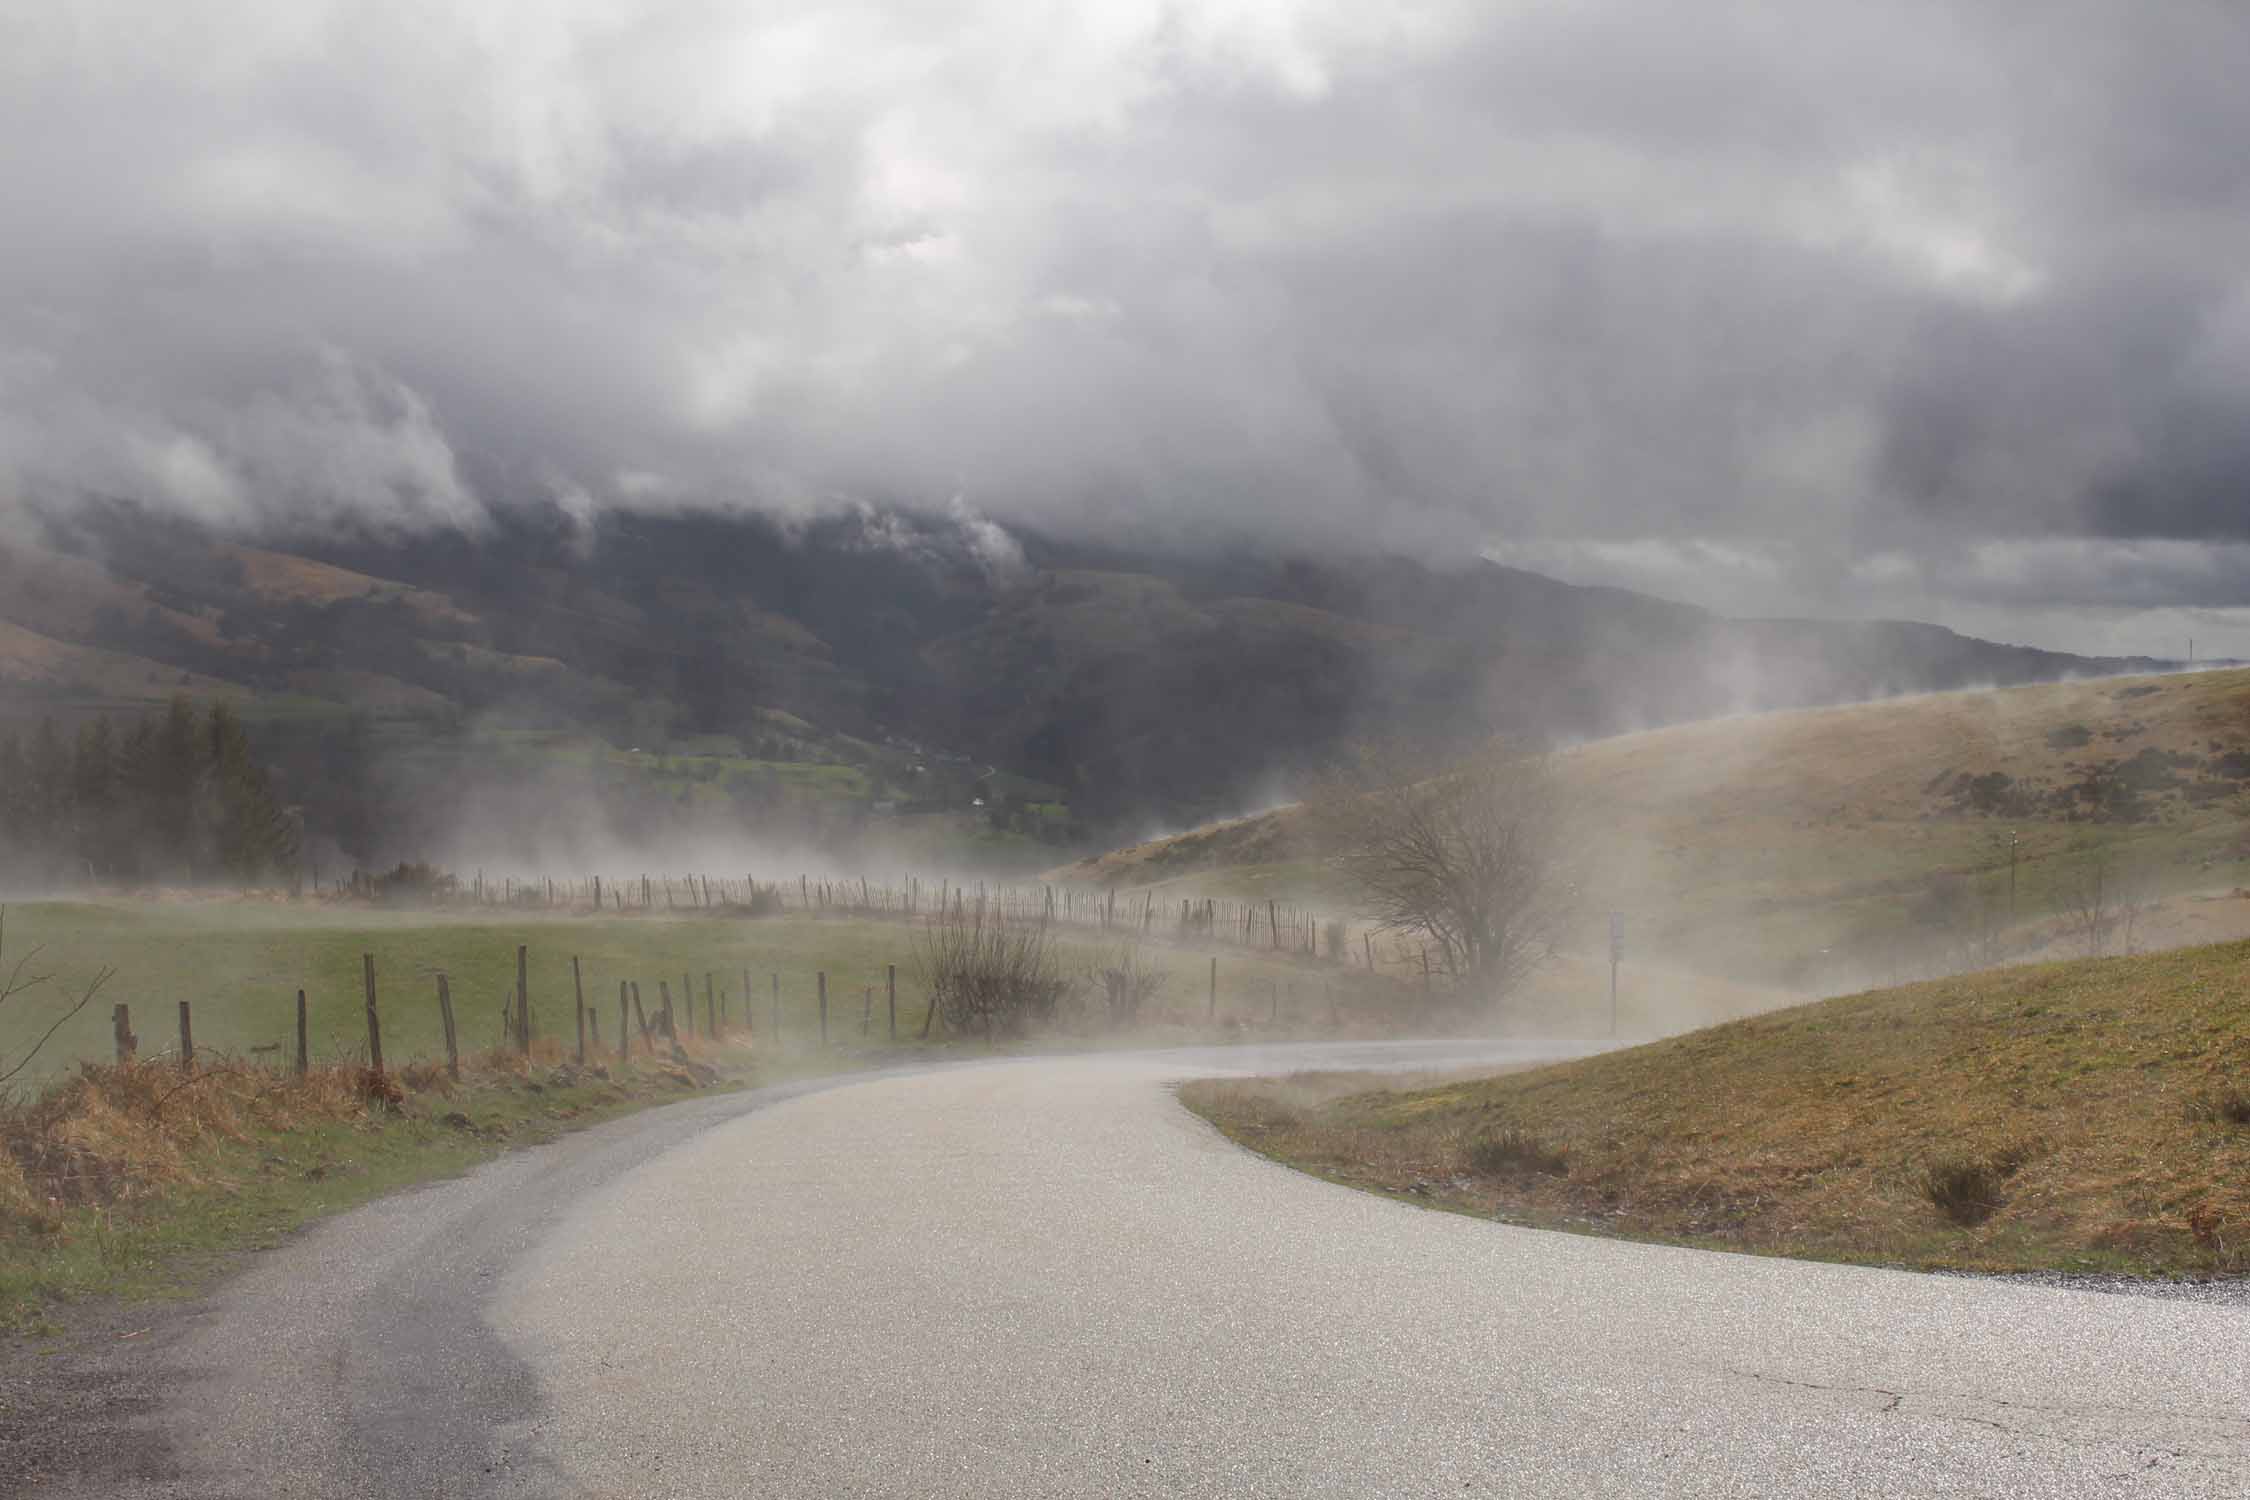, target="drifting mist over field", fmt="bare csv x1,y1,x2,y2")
1,2,2247,1003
